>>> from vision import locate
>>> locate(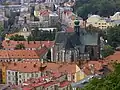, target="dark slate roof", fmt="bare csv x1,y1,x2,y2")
55,28,99,50
55,31,72,44
82,32,99,45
